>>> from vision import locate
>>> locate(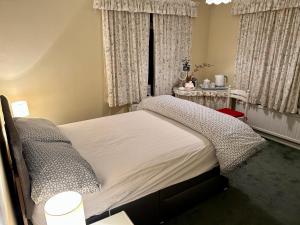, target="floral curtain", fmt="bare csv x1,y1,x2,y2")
94,0,198,17
102,10,150,107
153,14,192,96
232,0,300,15
234,6,300,114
